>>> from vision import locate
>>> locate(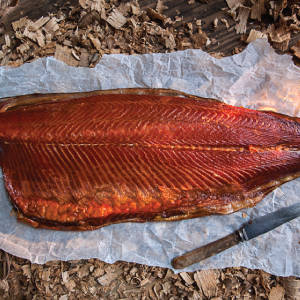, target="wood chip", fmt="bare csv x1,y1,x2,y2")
213,18,219,28
250,0,265,21
79,10,101,28
268,285,285,300
35,30,45,47
164,32,176,49
283,277,300,300
97,272,119,286
12,17,29,31
179,272,194,285
246,29,267,43
146,7,170,24
291,41,300,59
194,270,218,298
62,271,69,283
65,279,76,291
29,16,50,31
220,18,229,29
235,6,251,34
131,3,140,15
21,265,31,278
226,0,243,10
44,17,59,33
156,0,168,14
54,44,79,67
0,280,9,293
41,268,51,281
106,9,127,29
79,0,105,12
268,24,291,51
4,34,10,47
88,33,101,51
